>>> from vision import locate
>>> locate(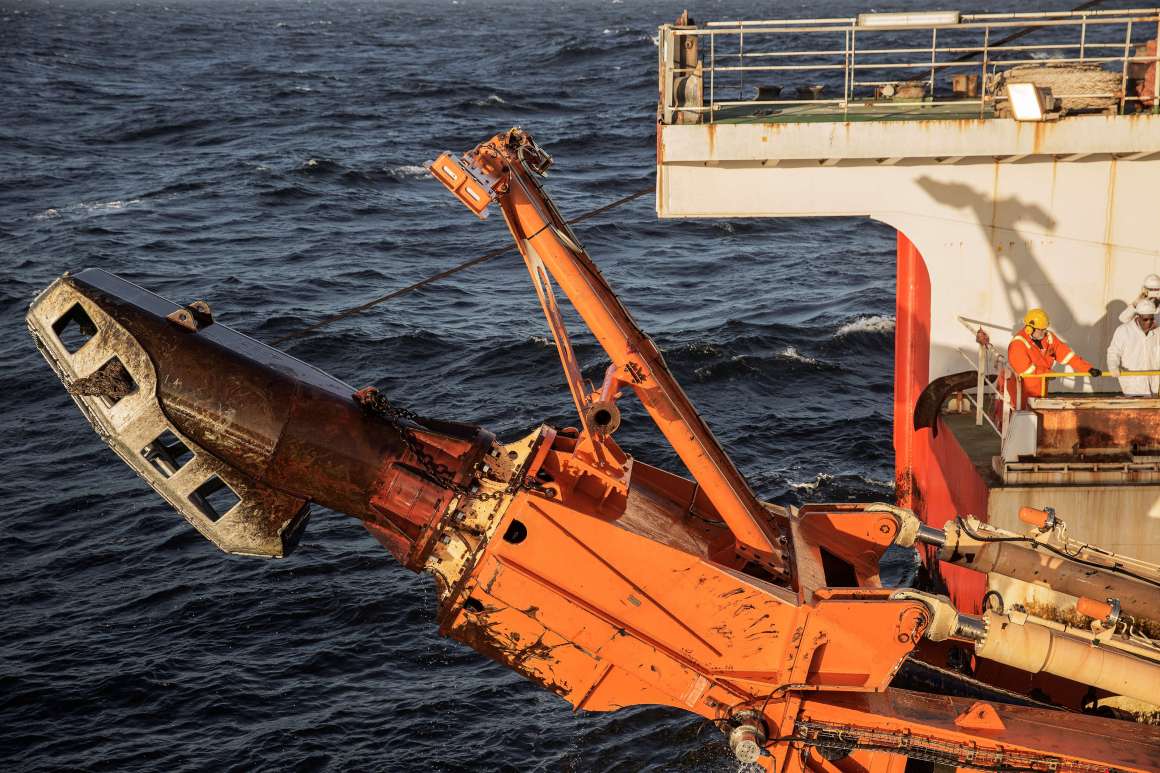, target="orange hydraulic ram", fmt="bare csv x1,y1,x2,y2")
430,128,786,575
